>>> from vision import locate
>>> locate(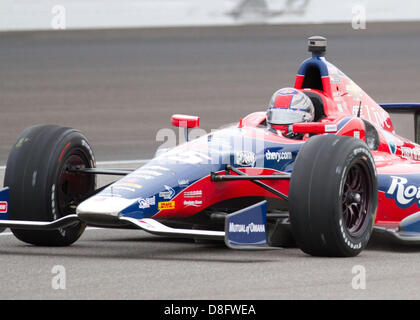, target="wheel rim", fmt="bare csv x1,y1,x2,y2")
341,162,370,237
57,151,94,218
